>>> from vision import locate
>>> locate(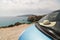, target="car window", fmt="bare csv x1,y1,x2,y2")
47,12,59,21
39,12,59,23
